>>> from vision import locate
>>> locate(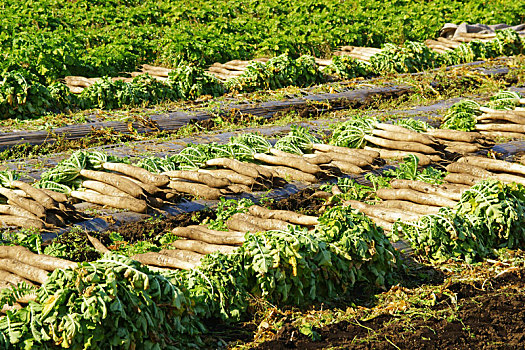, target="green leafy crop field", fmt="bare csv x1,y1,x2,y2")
3,0,523,79
0,0,523,120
